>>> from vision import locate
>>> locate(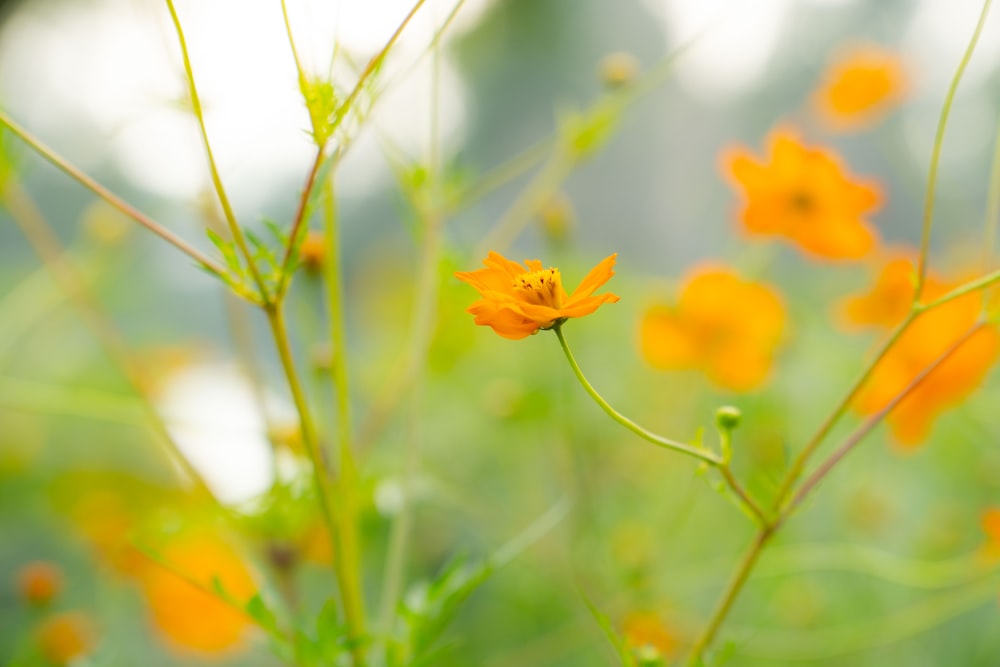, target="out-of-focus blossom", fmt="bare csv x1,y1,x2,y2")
980,507,1000,561
299,229,327,273
813,44,907,131
456,252,620,339
16,561,63,606
639,265,786,391
139,528,257,655
723,129,882,260
841,254,1000,445
36,612,96,665
623,612,676,662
